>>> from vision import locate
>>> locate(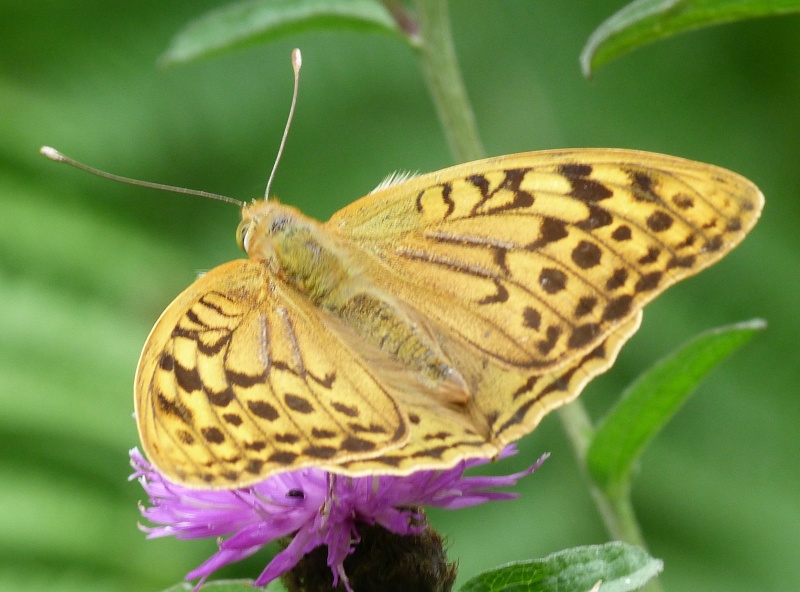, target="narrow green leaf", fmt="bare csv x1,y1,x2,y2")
587,319,765,489
581,0,800,76
459,542,662,592
162,0,399,65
